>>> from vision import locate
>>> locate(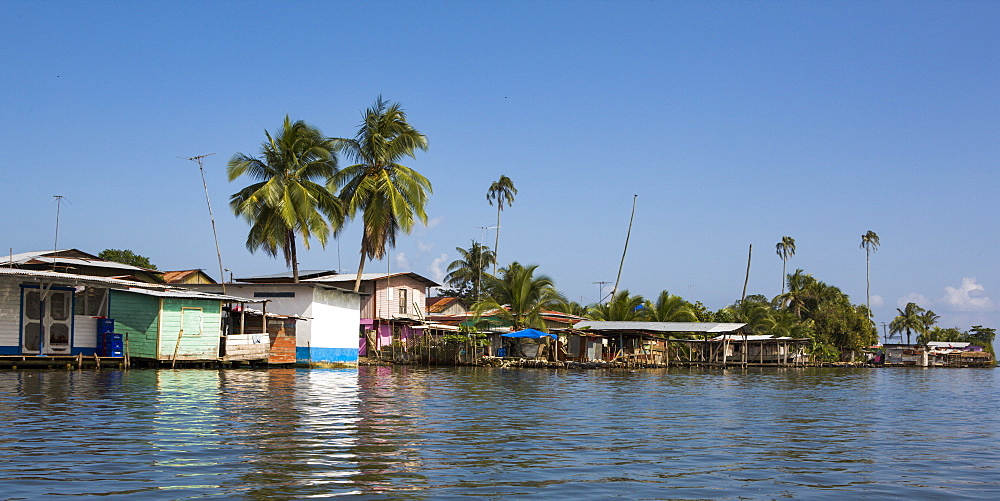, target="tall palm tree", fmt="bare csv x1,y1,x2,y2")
643,290,697,322
860,230,880,319
776,236,796,295
444,240,495,300
777,268,814,319
889,302,927,345
473,262,562,331
228,116,340,283
587,290,646,321
331,97,431,292
486,175,517,275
